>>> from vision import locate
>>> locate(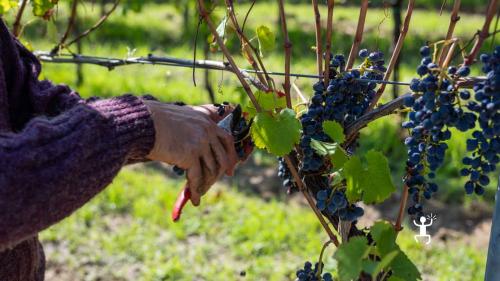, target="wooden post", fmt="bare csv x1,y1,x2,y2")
485,176,500,281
